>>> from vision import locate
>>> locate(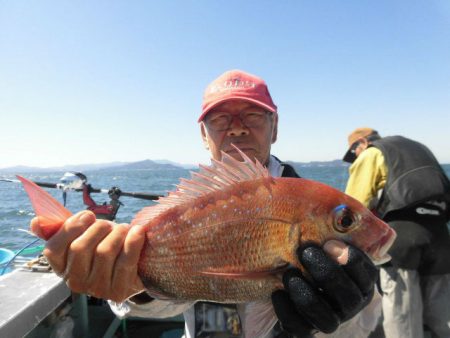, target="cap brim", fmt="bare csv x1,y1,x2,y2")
343,148,356,163
198,96,277,122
